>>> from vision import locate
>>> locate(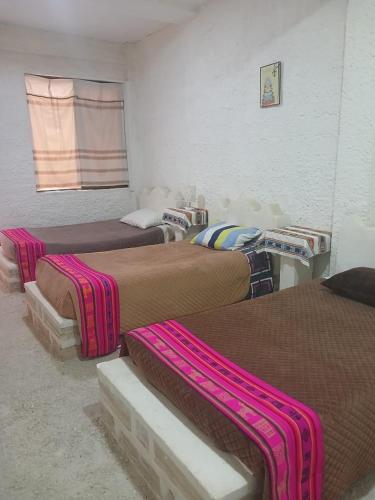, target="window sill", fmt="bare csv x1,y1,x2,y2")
36,185,129,193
